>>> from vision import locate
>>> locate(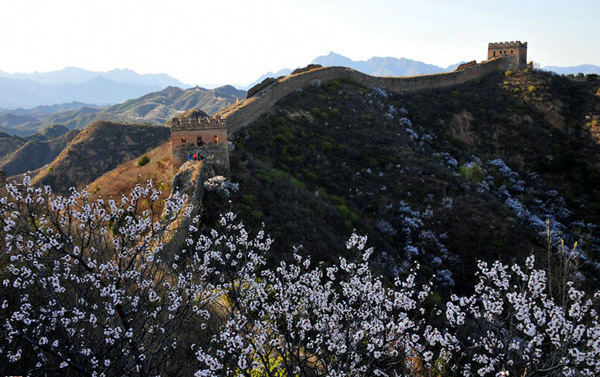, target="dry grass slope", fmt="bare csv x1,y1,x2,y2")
87,141,173,199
